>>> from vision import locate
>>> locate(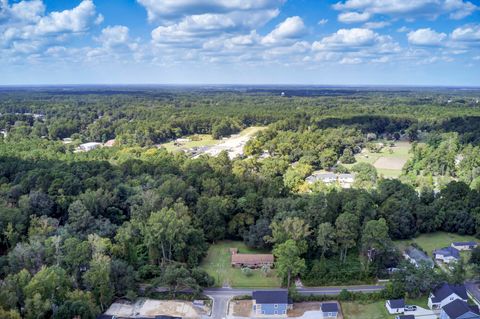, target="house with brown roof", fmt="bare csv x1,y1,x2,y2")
230,249,274,268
